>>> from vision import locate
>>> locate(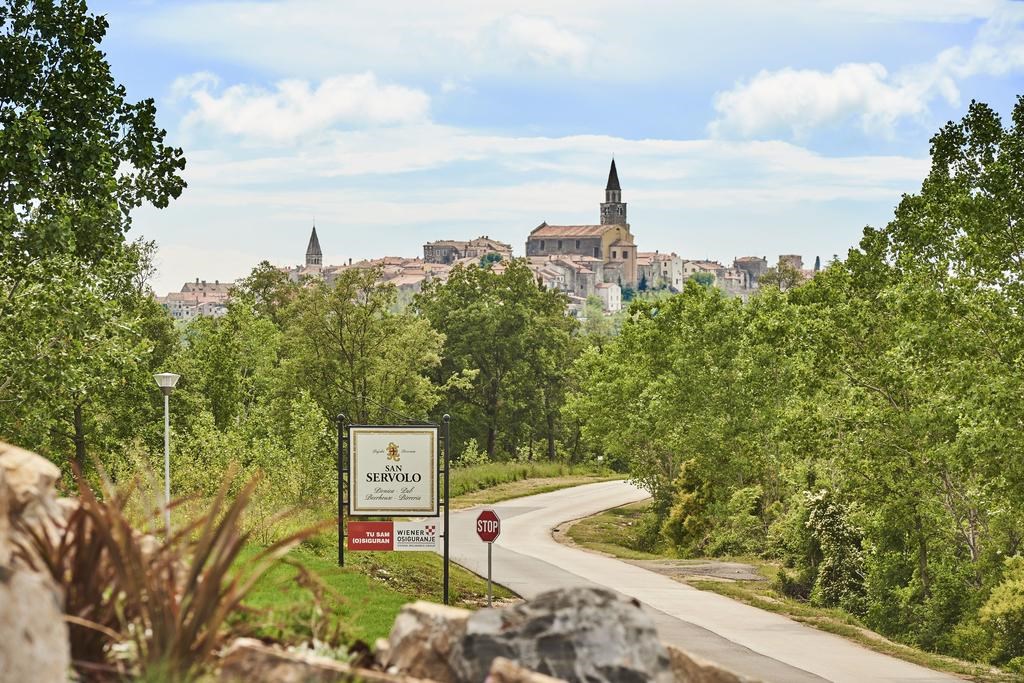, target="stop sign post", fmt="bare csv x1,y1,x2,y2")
476,509,501,606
